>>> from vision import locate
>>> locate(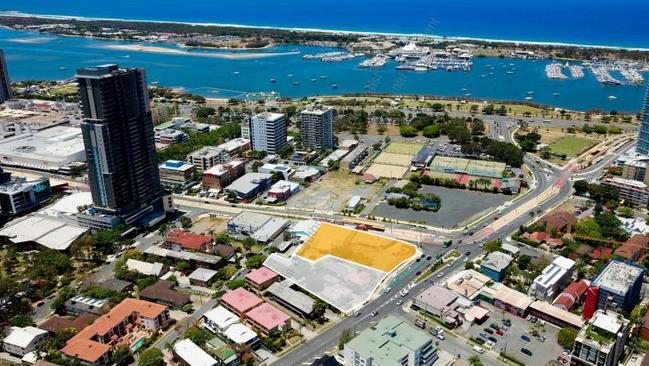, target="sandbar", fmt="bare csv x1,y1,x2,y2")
96,44,299,59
